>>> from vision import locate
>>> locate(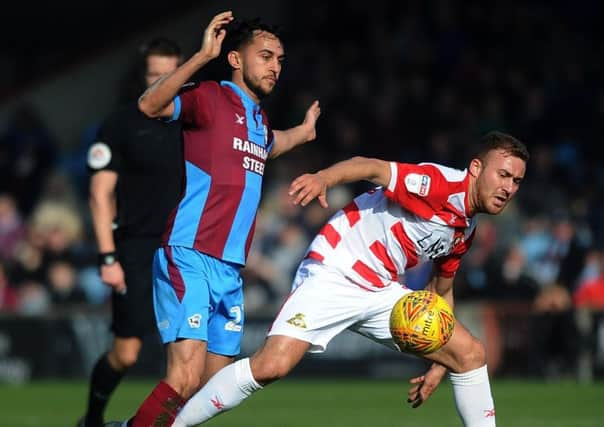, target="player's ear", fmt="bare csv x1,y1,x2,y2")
468,158,482,177
227,51,241,70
